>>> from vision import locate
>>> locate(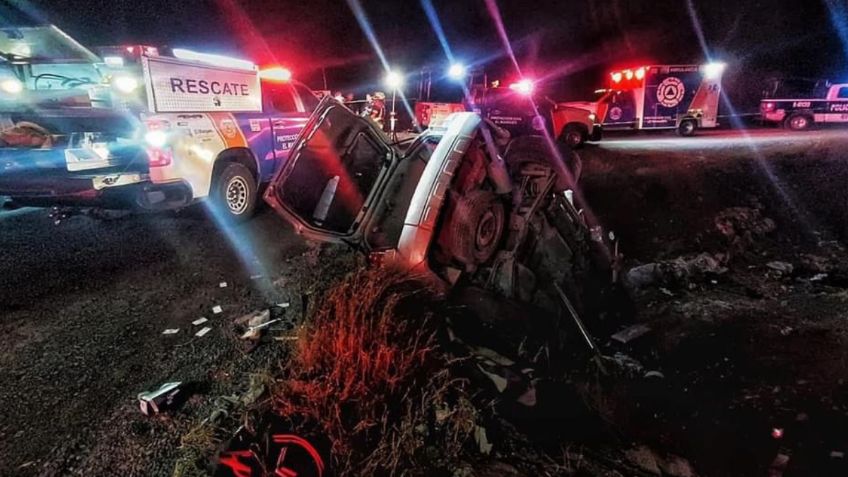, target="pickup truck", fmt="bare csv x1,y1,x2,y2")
0,26,317,223
761,82,848,130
